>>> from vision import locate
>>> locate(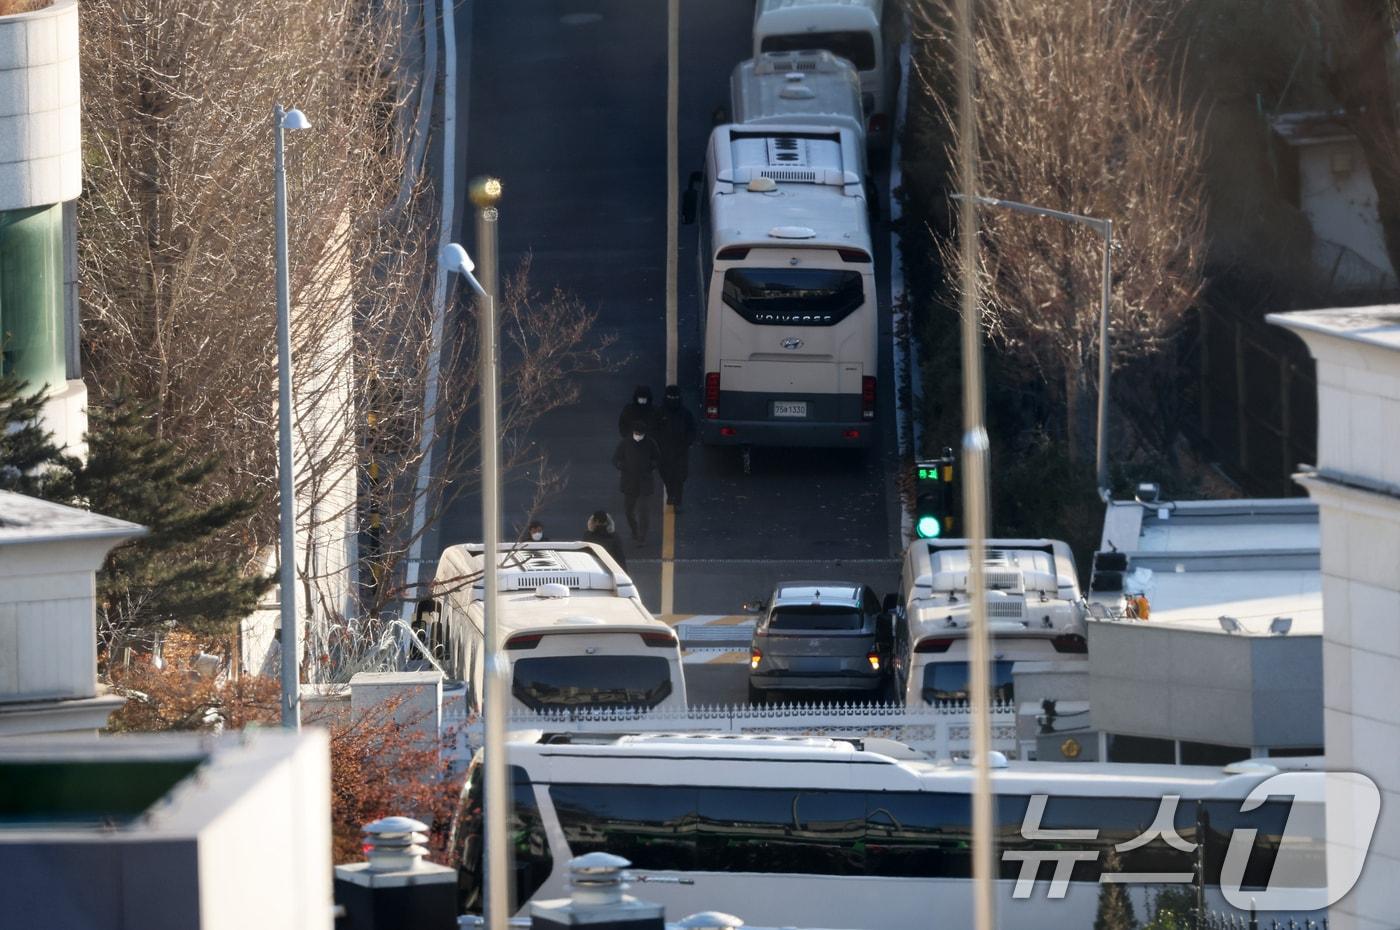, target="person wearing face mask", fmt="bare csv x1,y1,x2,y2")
617,384,657,438
525,521,546,542
654,384,697,512
611,423,661,545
